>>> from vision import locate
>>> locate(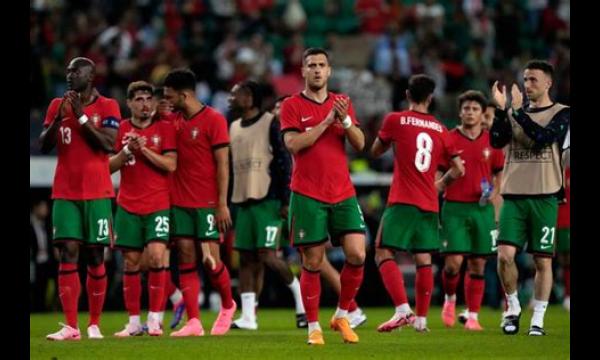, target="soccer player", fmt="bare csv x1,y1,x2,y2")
438,90,505,331
40,57,121,340
275,96,367,329
108,81,177,337
280,48,367,345
163,68,236,337
482,102,496,130
371,74,464,333
490,60,569,336
557,136,570,312
227,80,307,330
